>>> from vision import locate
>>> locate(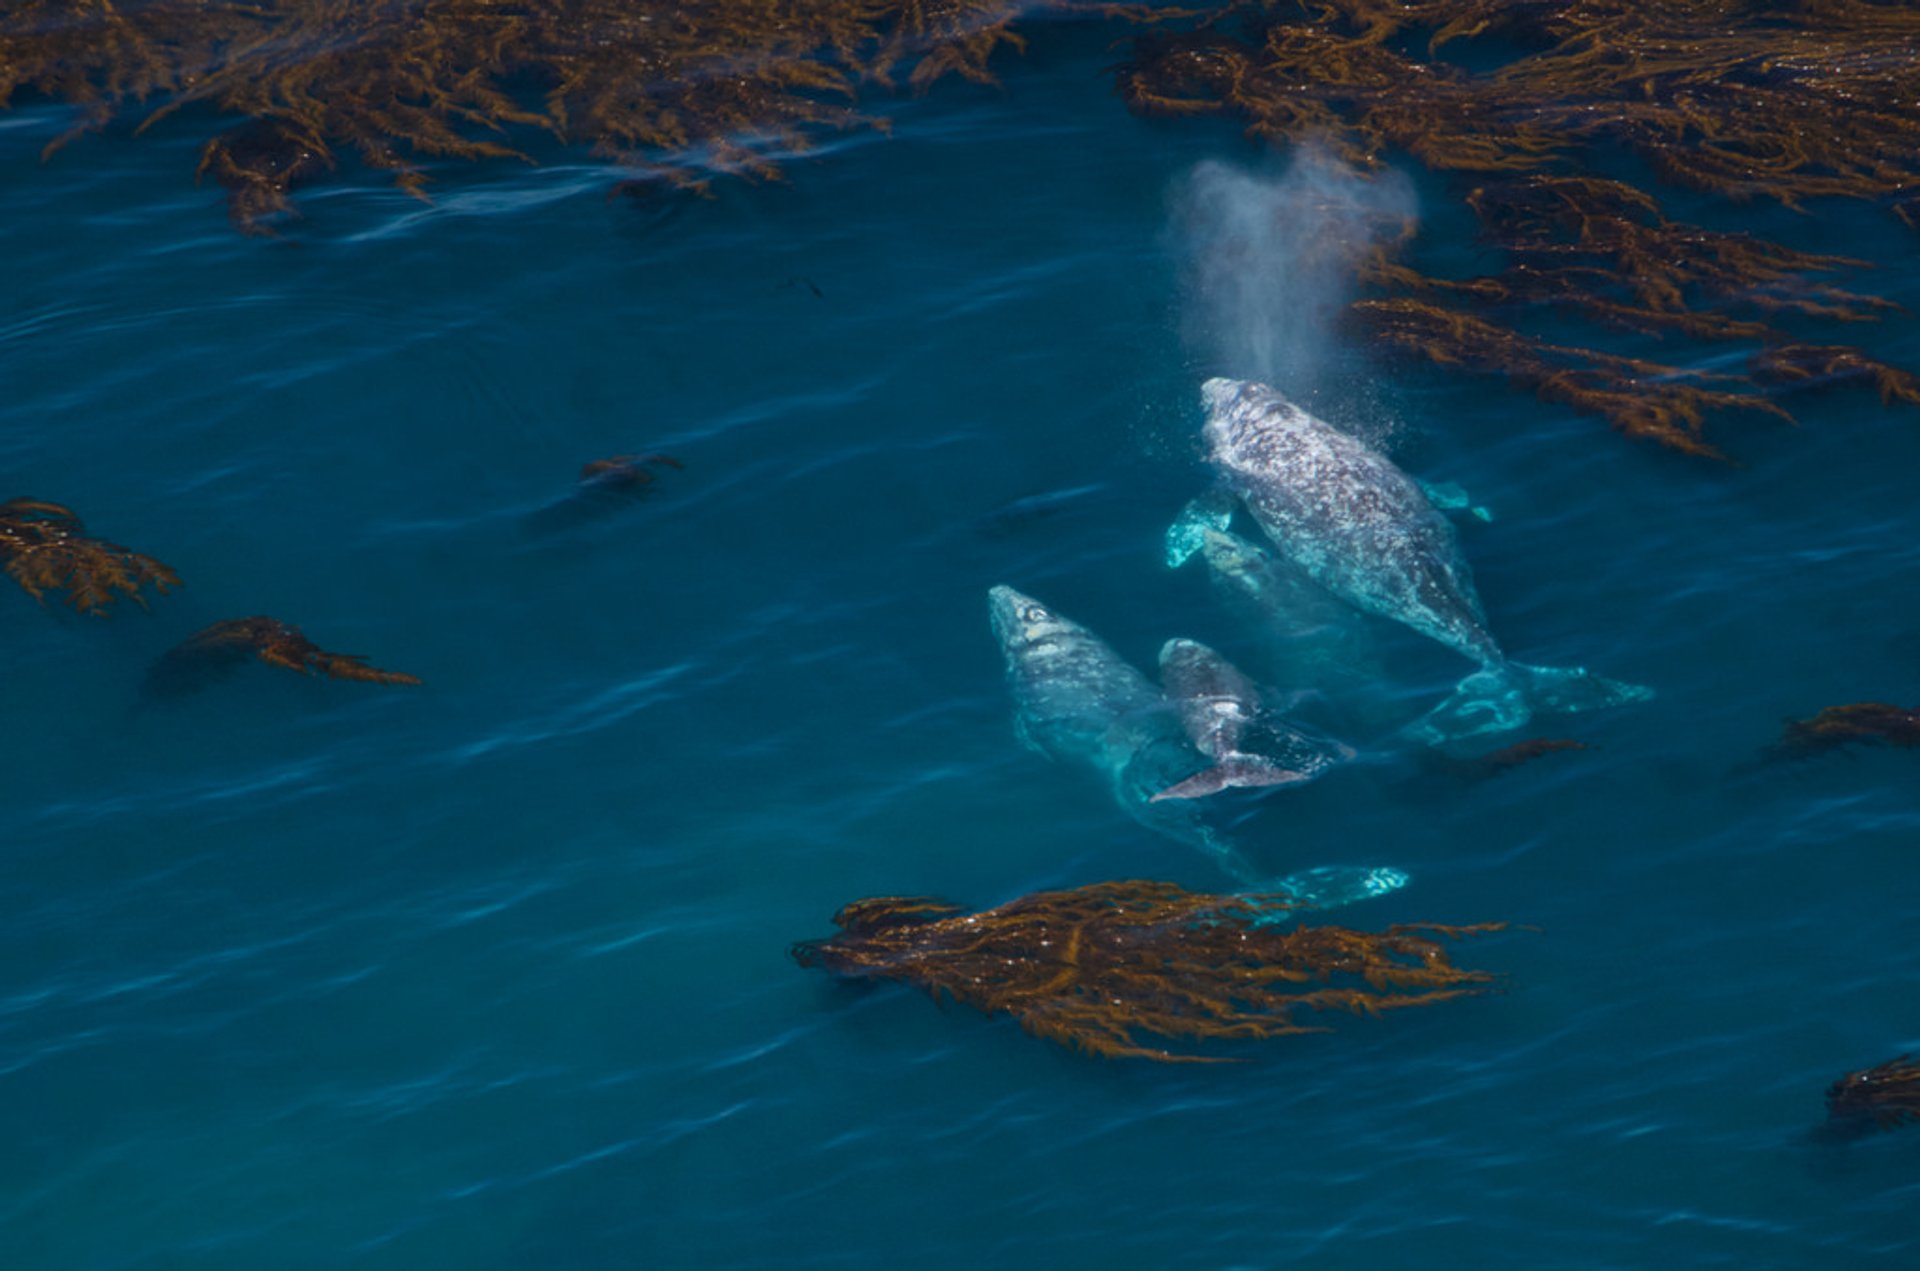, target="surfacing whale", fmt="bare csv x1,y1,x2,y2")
988,584,1240,872
1152,638,1352,801
987,585,1407,909
1175,378,1652,743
